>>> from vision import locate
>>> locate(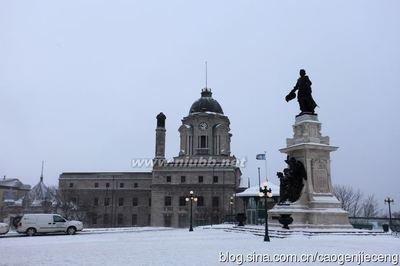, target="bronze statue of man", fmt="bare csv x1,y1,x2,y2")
286,69,317,115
